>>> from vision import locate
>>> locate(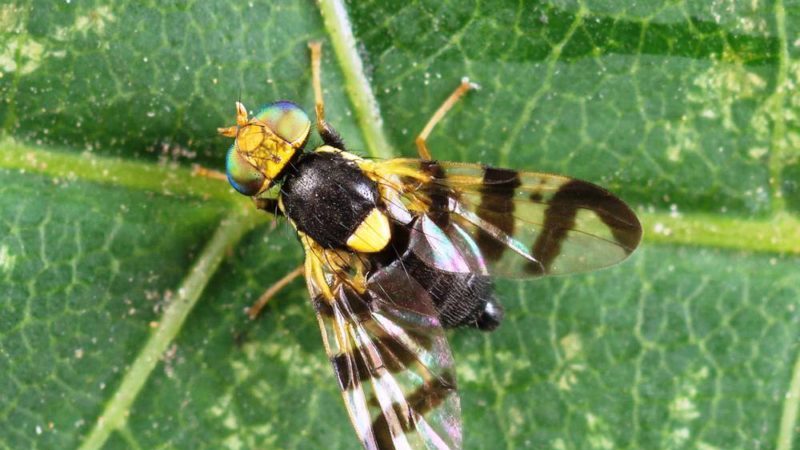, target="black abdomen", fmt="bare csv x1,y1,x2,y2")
282,151,380,249
370,223,504,331
404,250,503,330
